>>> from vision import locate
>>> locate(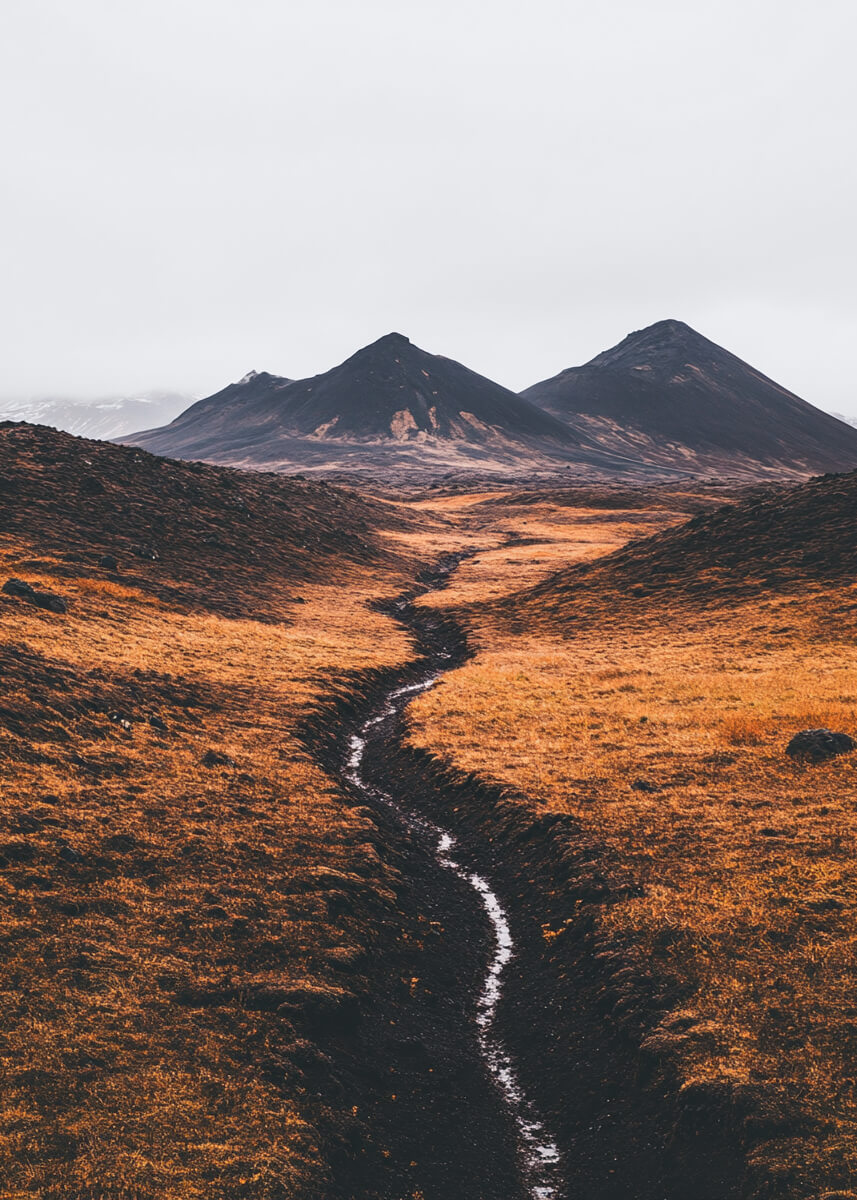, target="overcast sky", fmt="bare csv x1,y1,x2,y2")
2,0,855,414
